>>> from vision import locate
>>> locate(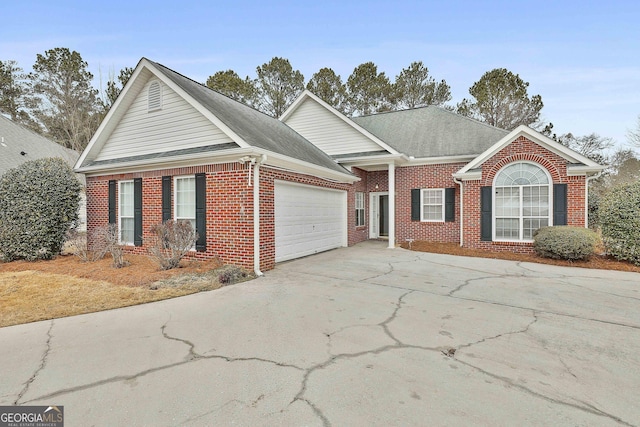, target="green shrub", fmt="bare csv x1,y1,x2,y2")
599,182,640,265
533,226,599,261
0,158,81,261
